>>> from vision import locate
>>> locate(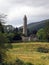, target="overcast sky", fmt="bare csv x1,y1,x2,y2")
0,0,49,27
